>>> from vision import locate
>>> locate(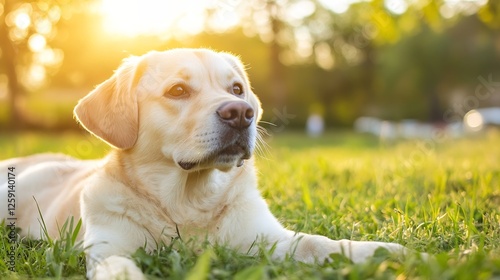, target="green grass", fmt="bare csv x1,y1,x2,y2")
1,130,500,279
